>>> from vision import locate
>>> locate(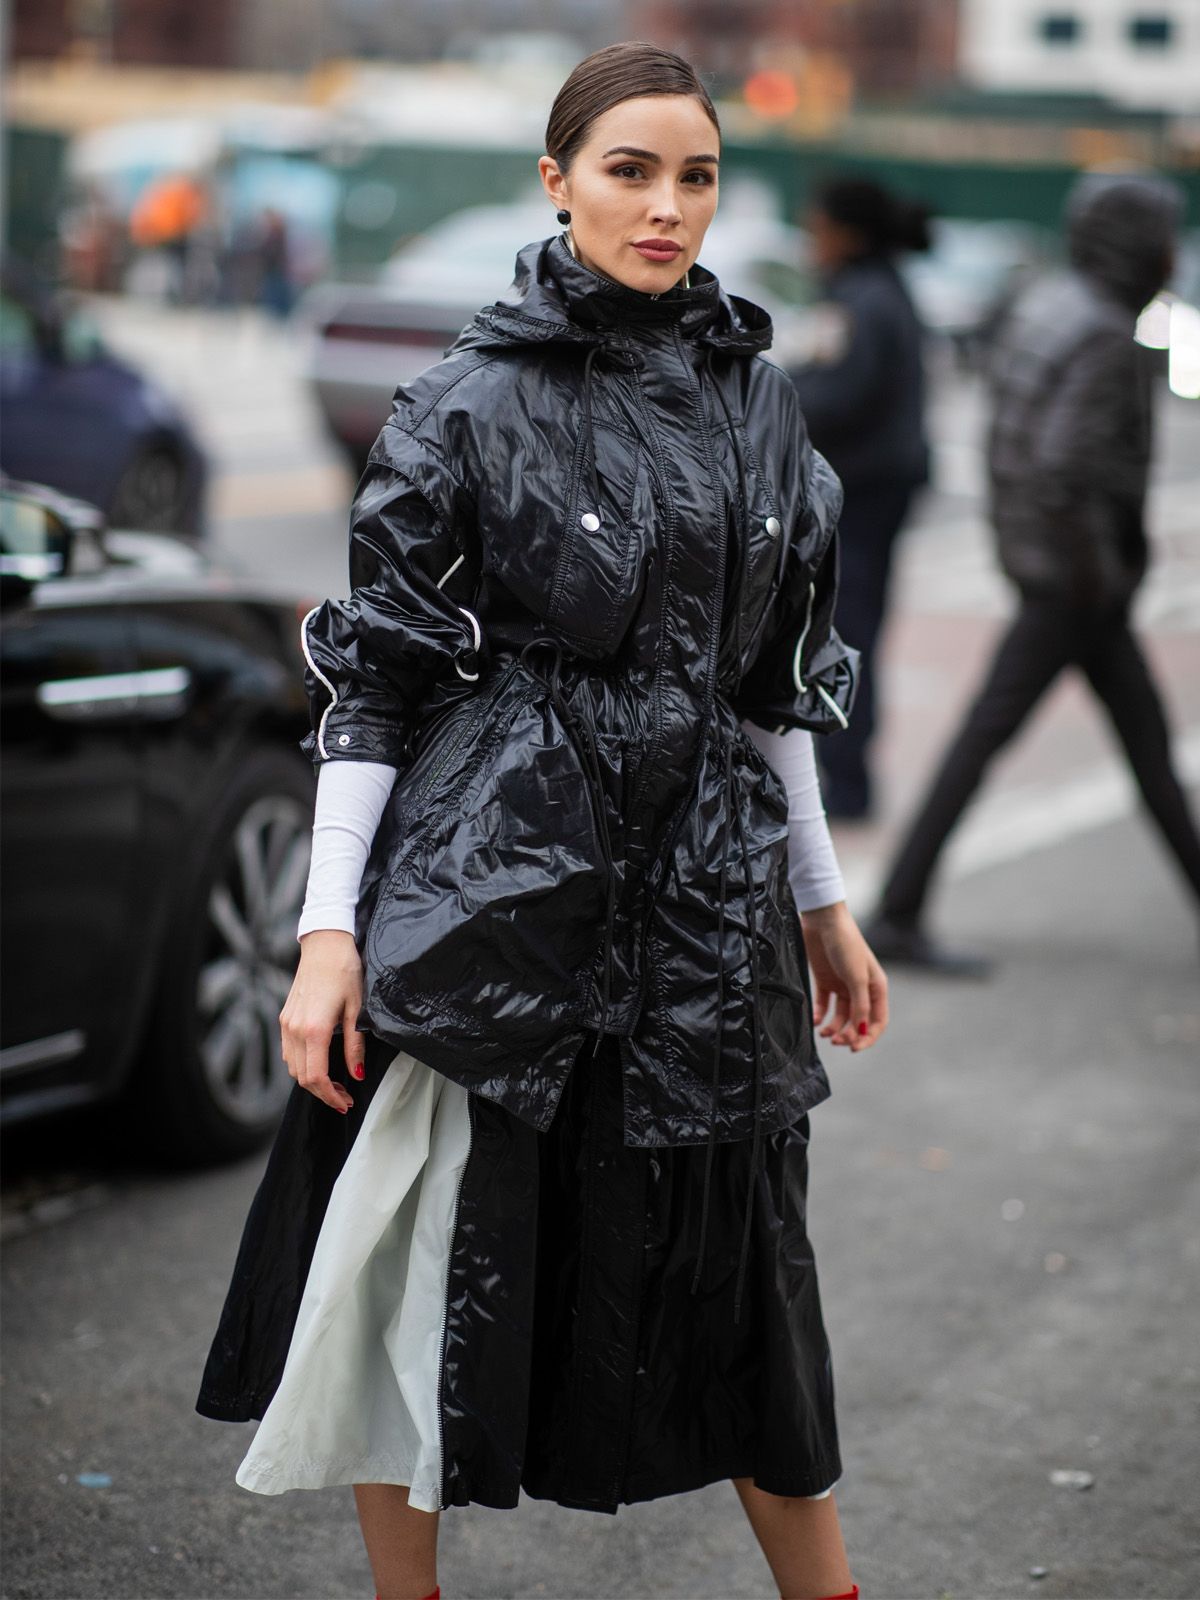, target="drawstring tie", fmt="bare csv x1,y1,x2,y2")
518,636,618,1053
